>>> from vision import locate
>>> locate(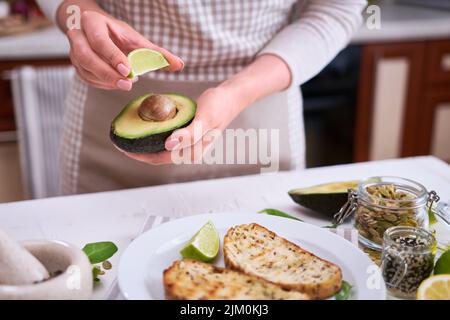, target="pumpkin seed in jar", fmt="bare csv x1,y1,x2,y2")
383,212,398,222
356,184,421,247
